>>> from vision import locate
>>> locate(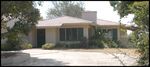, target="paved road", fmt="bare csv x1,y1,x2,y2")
3,49,139,66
